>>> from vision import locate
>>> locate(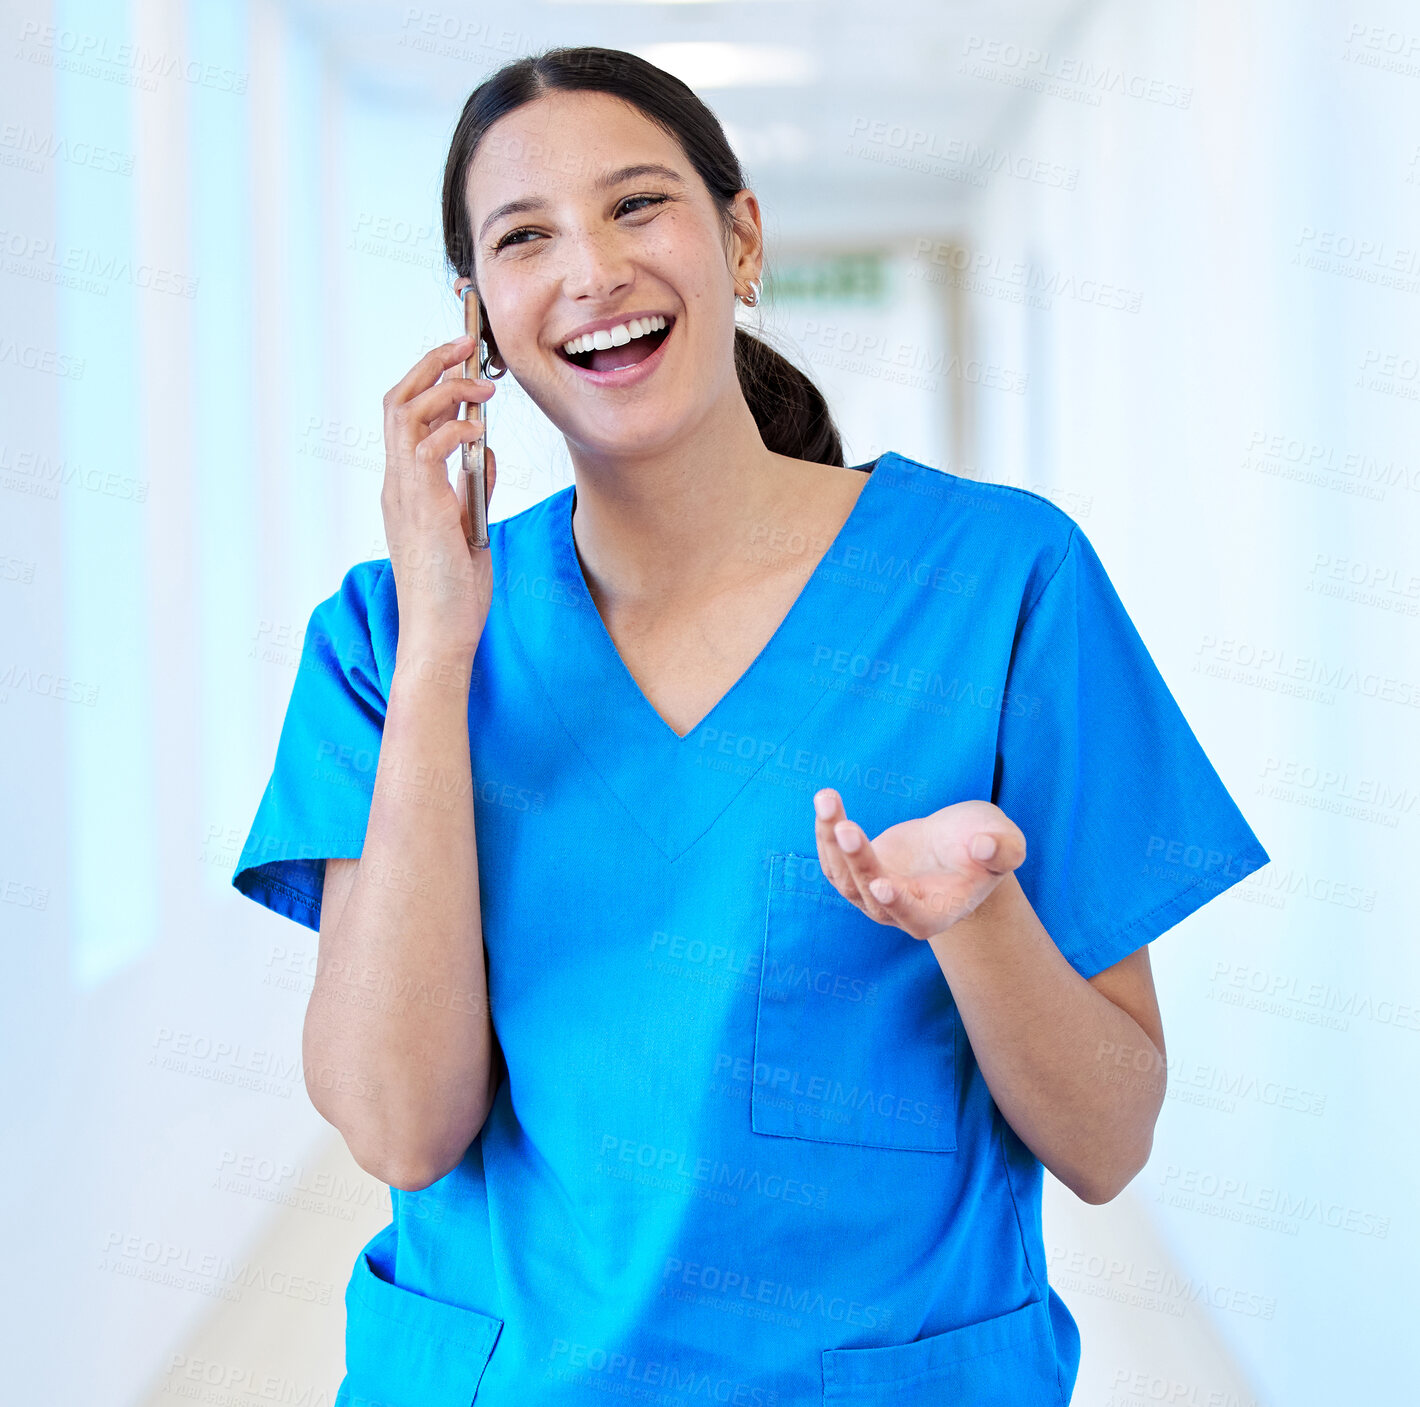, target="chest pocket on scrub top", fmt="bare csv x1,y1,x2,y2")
751,852,959,1154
